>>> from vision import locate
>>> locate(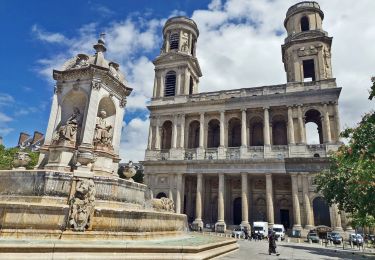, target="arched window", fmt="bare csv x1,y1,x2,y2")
305,109,323,144
228,118,241,147
301,16,310,31
164,71,176,97
188,121,200,148
156,192,167,199
250,117,264,146
272,116,287,145
161,121,172,149
169,33,179,50
207,119,220,148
